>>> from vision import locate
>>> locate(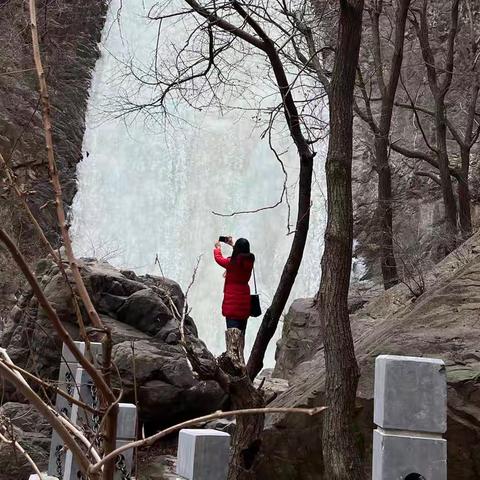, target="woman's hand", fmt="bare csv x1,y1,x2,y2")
215,241,221,249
